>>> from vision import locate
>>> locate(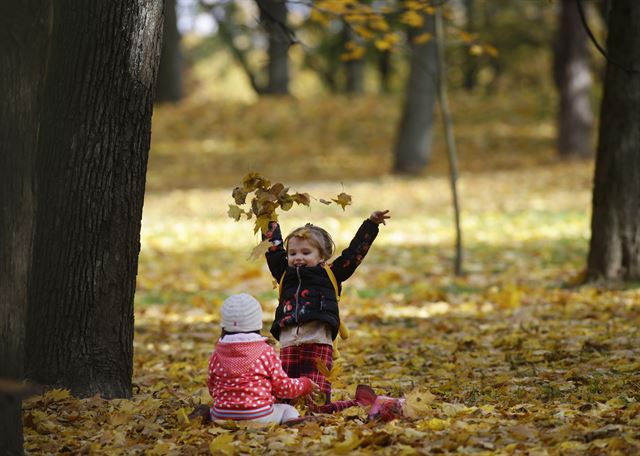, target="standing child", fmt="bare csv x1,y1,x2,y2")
263,210,390,412
206,293,320,424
